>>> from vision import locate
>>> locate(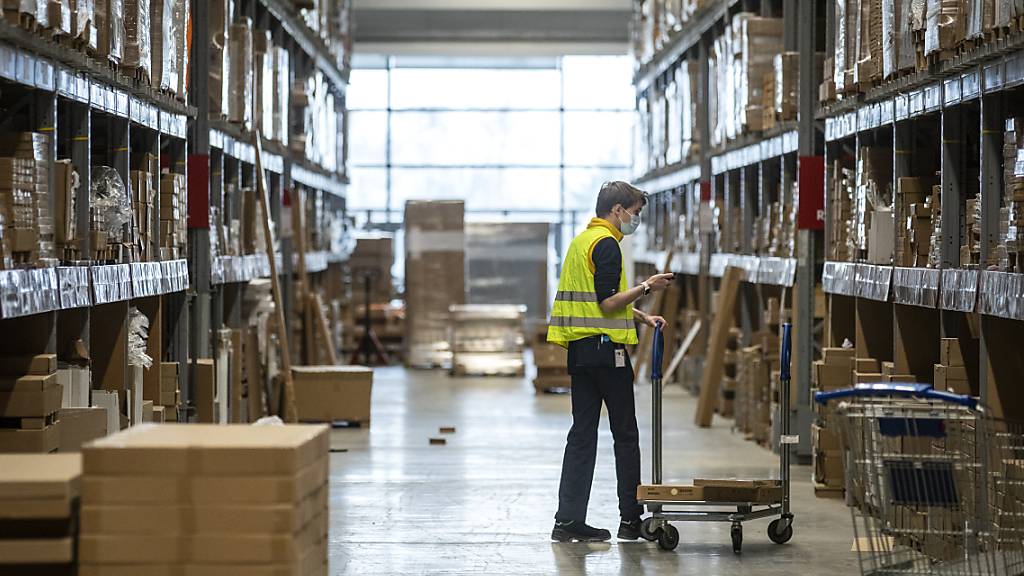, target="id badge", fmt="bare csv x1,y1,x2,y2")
614,349,626,368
